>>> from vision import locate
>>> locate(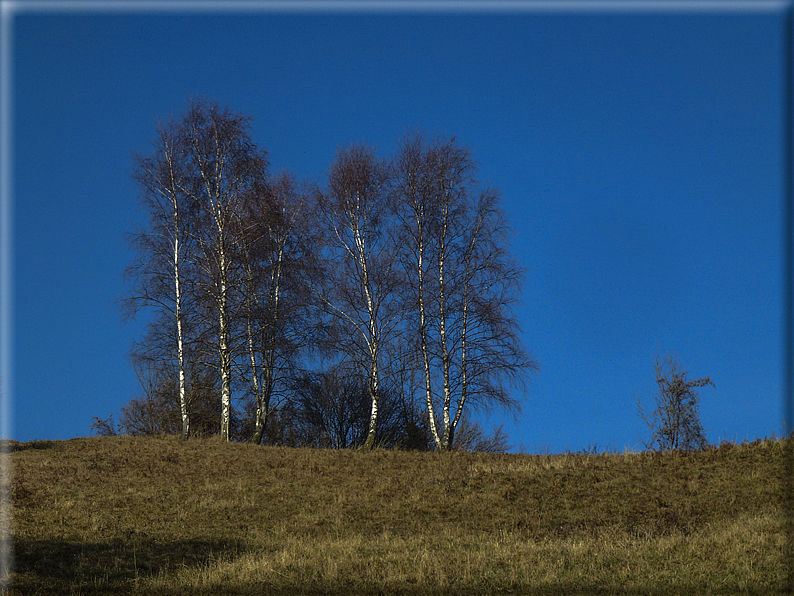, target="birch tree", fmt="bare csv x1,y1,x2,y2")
126,118,195,439
393,133,537,450
316,144,402,450
449,189,536,445
180,99,269,441
390,134,445,447
237,172,314,444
